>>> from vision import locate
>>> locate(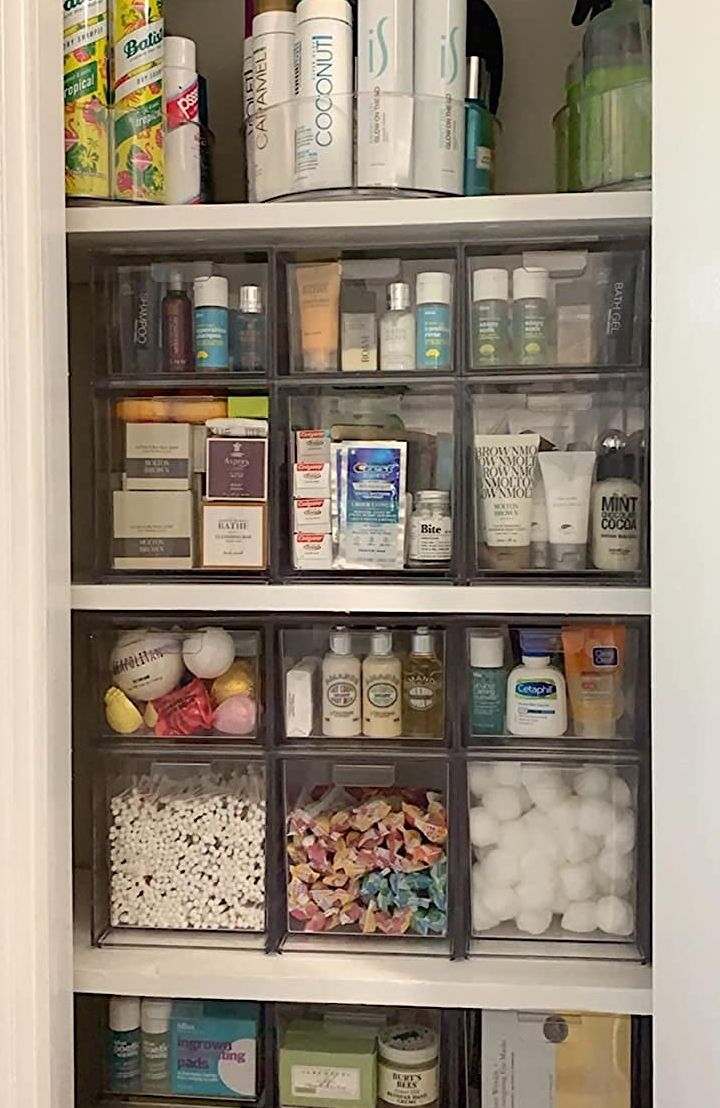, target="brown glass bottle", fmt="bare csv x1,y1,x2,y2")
402,628,444,739
162,273,193,373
